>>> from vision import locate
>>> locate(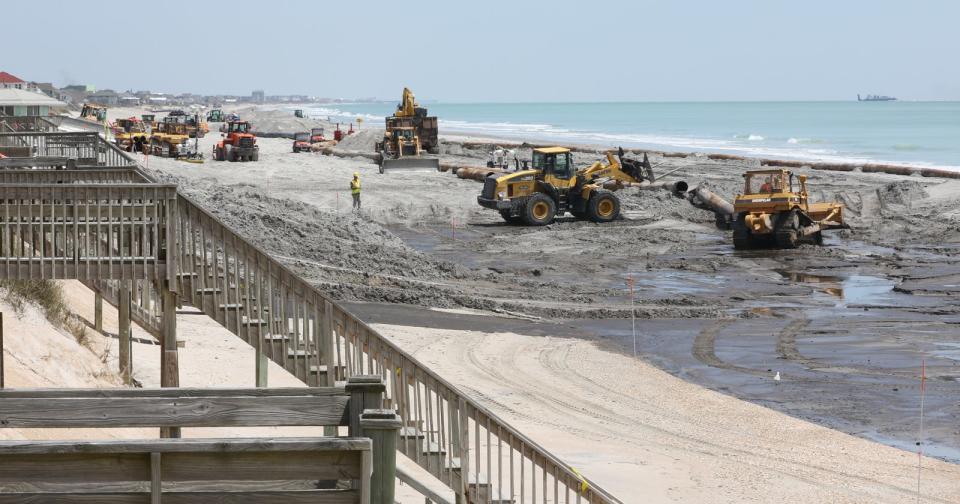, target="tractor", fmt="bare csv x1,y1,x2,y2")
213,121,259,162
